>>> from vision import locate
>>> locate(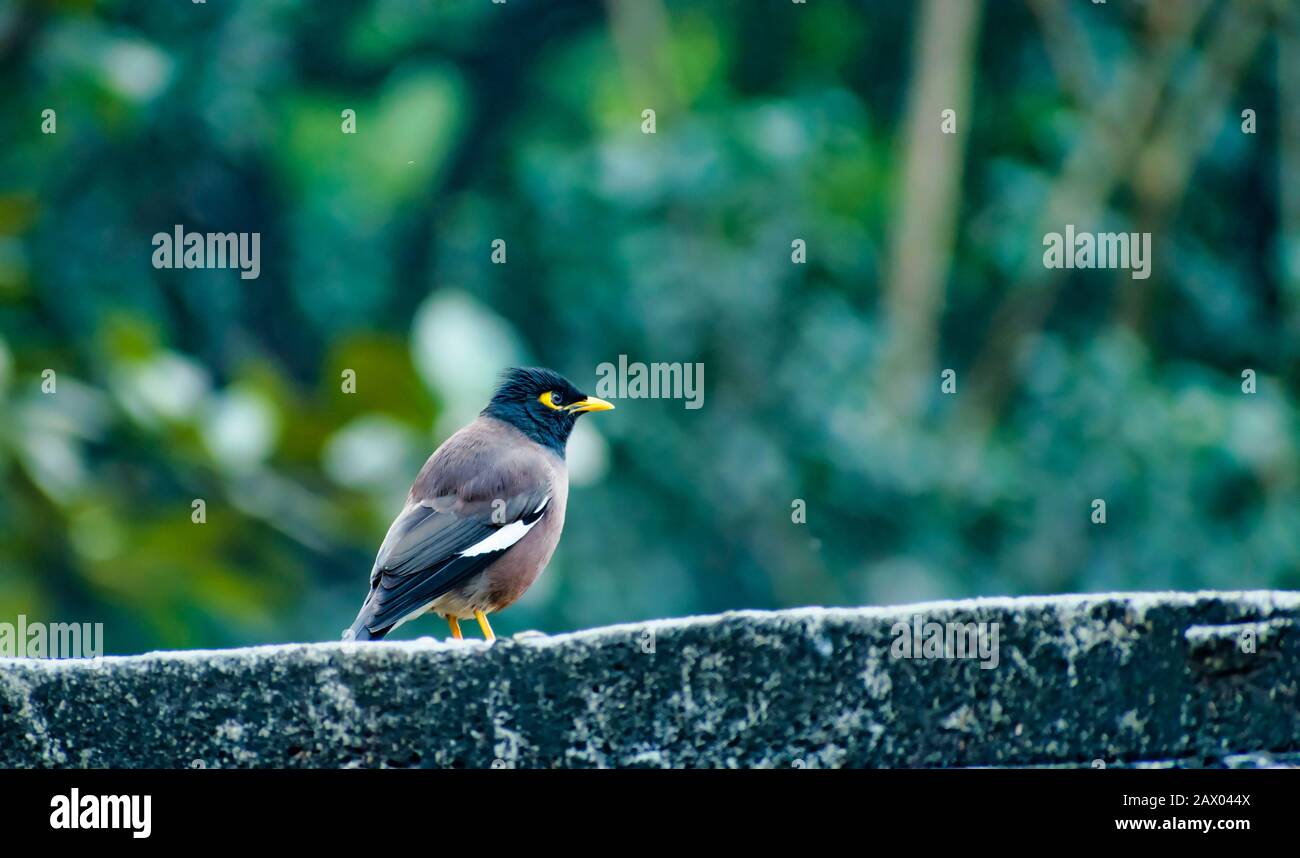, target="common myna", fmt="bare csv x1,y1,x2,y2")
344,367,614,642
